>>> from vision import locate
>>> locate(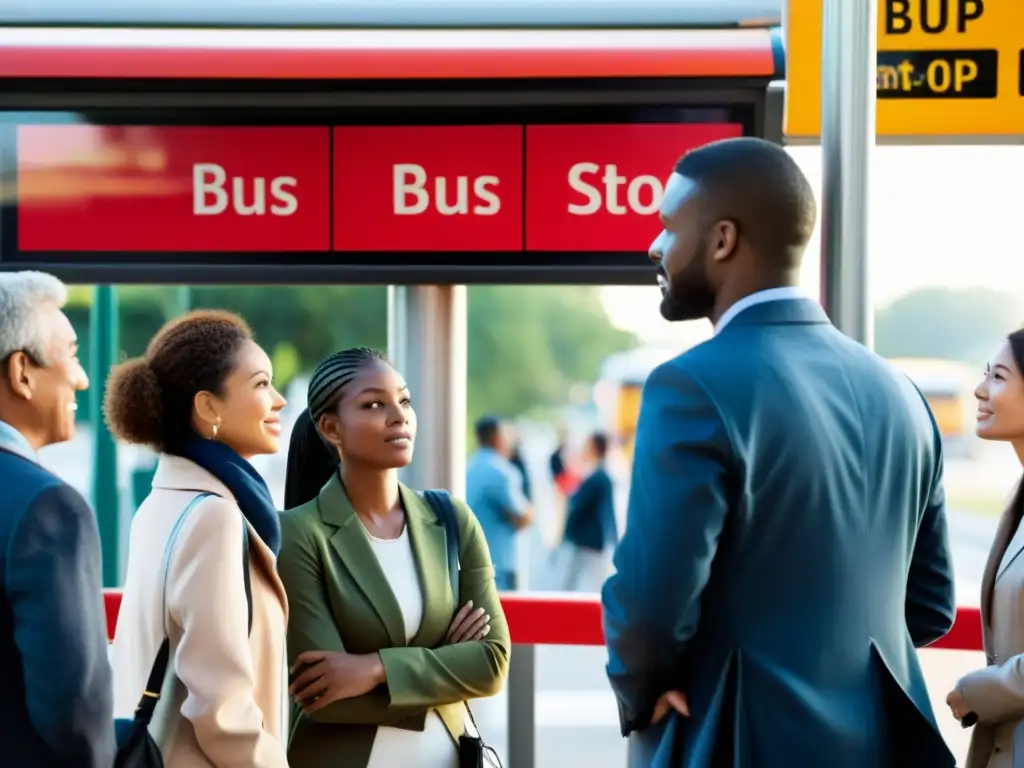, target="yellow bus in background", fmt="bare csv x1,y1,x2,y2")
887,357,979,459
593,347,679,463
